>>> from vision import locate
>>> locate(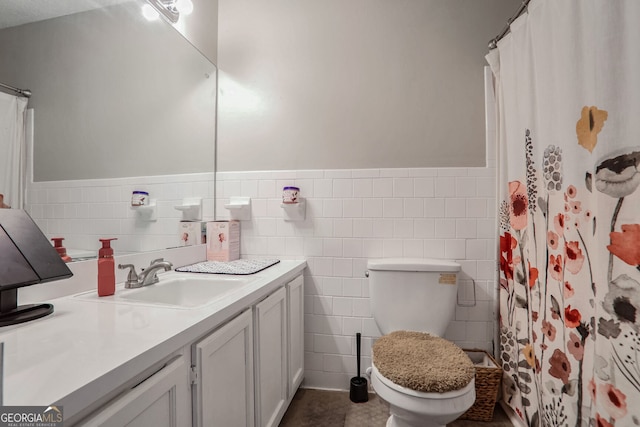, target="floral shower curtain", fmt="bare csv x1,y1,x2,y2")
487,1,640,426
